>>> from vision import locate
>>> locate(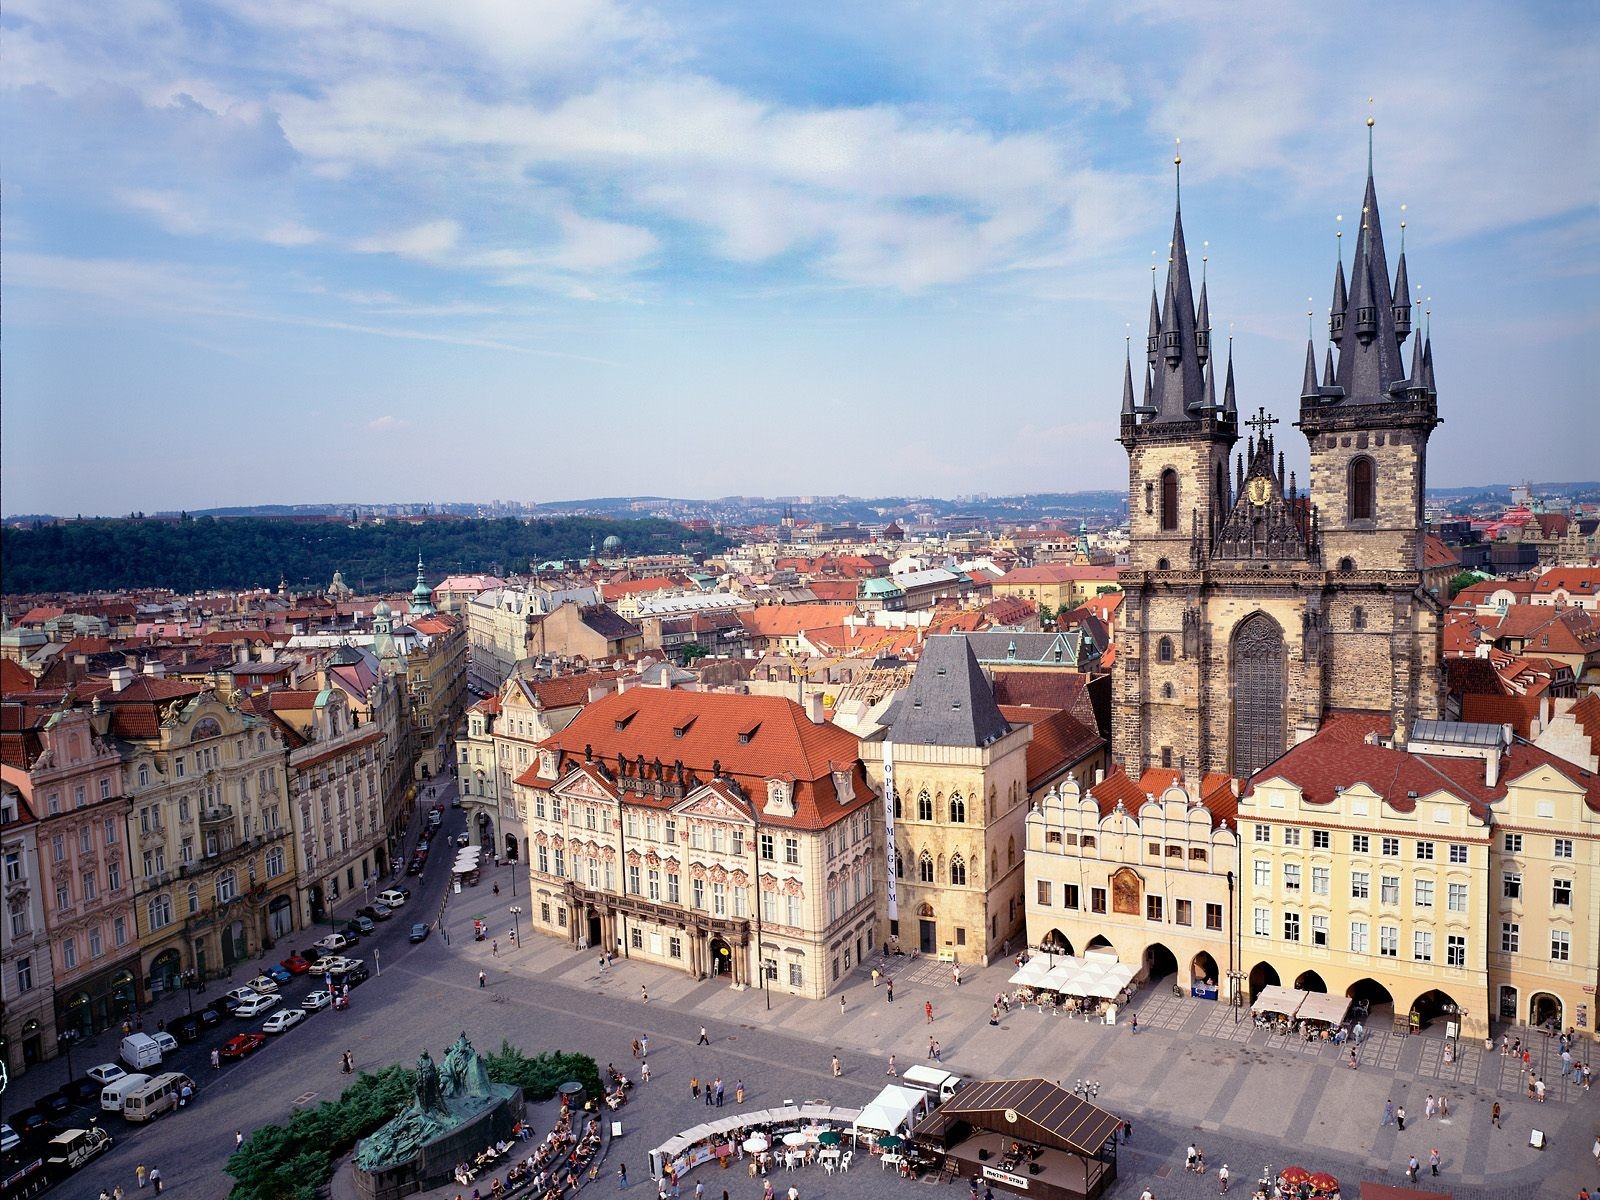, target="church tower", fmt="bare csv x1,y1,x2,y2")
1297,119,1443,722
1114,130,1444,779
1113,153,1238,775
